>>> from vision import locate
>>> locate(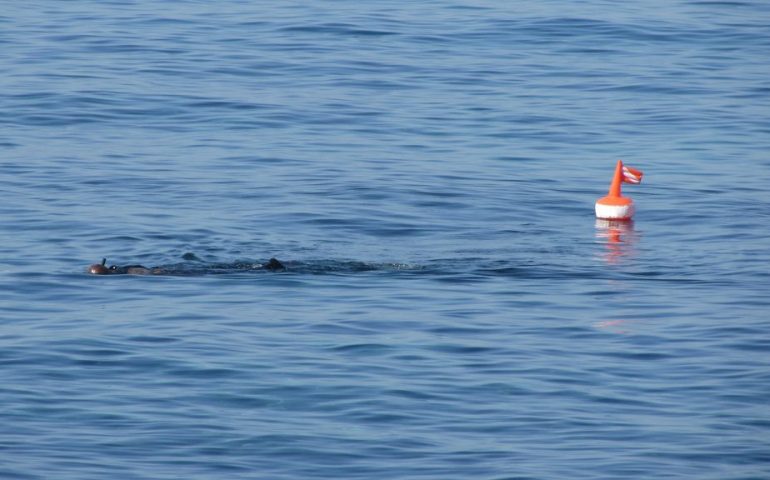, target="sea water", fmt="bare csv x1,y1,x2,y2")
1,1,769,479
